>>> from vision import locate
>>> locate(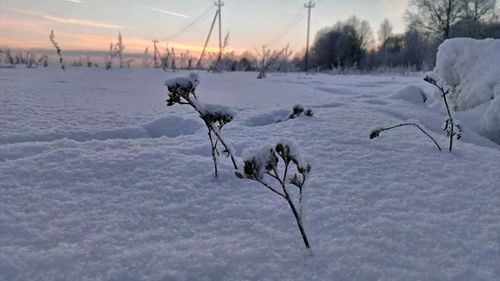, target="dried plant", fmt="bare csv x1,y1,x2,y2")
277,105,314,123
424,72,462,152
105,32,125,70
49,30,65,70
370,123,442,151
370,72,462,152
236,141,312,249
256,46,288,79
165,73,238,177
